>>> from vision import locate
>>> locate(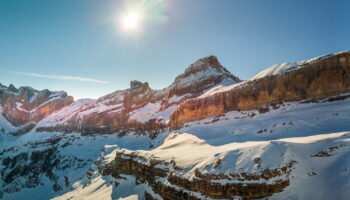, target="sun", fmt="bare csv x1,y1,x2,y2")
122,11,141,31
